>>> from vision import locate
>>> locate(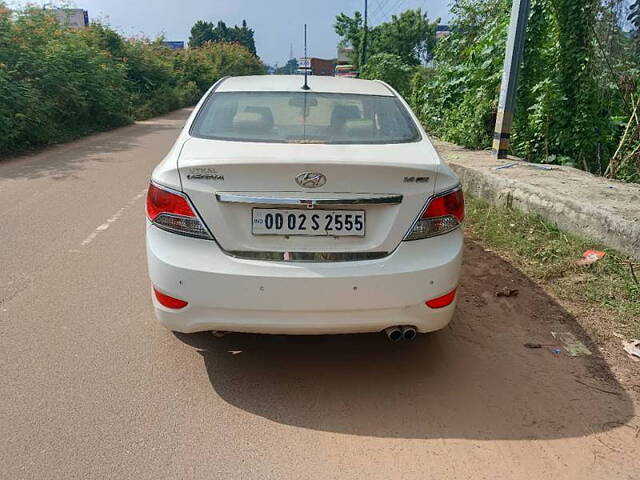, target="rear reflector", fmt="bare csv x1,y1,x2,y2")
153,287,188,309
146,183,212,239
425,288,457,309
405,187,464,241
